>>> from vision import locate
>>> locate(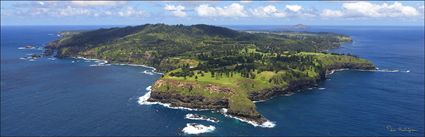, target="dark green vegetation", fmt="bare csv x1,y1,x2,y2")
46,24,375,125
